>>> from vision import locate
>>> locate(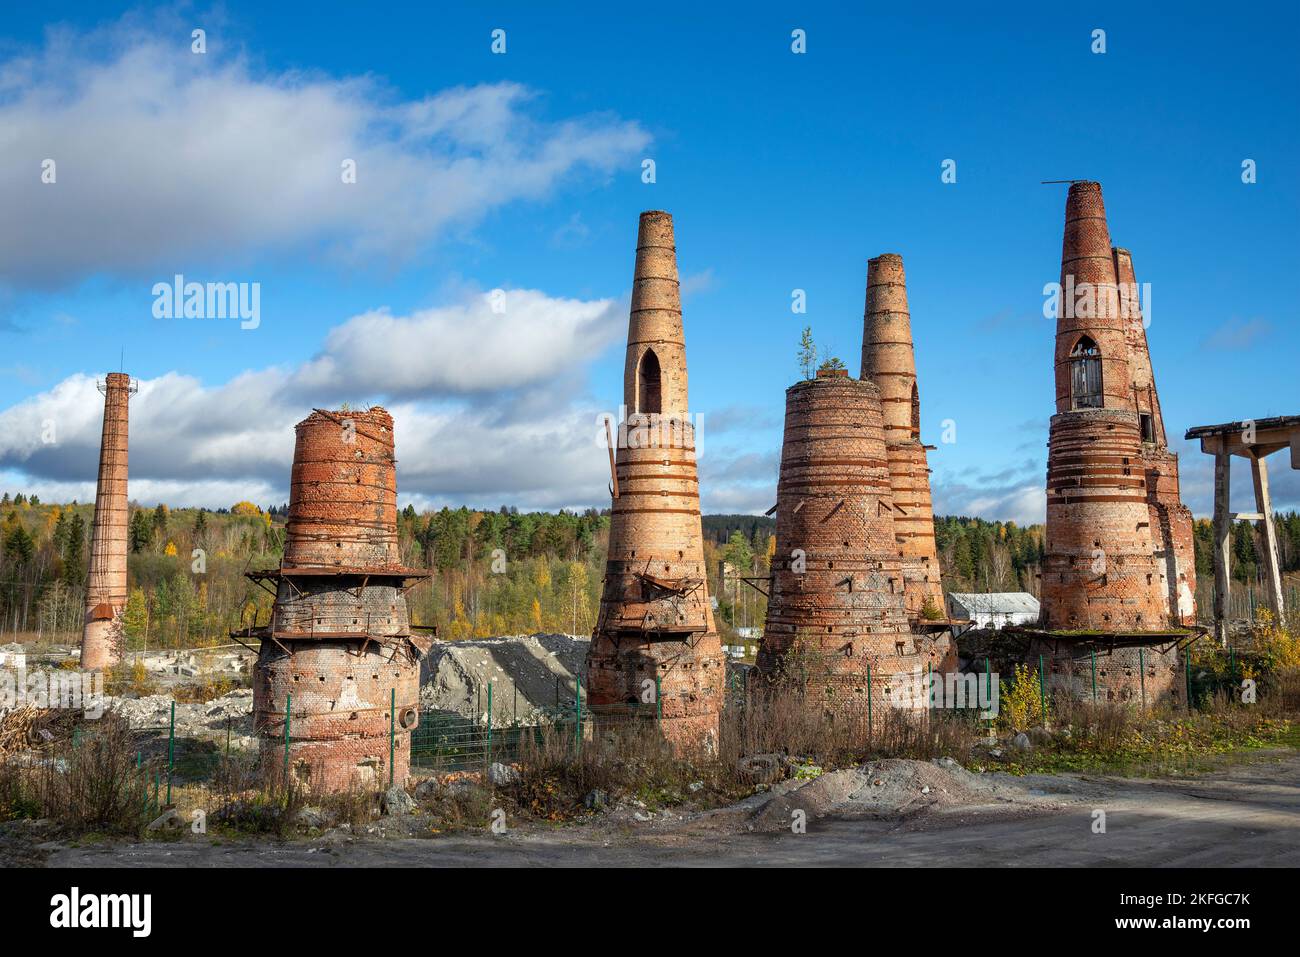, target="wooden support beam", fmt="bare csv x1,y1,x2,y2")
1250,451,1286,627
1212,441,1232,646
603,417,619,500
